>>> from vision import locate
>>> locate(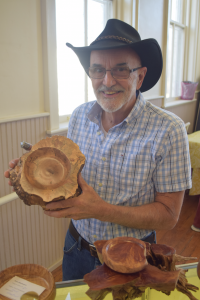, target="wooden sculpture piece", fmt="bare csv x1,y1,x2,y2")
9,136,85,209
102,237,148,273
84,238,199,300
